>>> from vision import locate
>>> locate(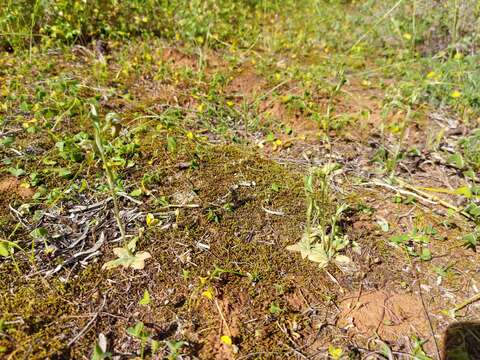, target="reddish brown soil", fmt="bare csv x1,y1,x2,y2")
0,176,34,199
338,290,429,342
